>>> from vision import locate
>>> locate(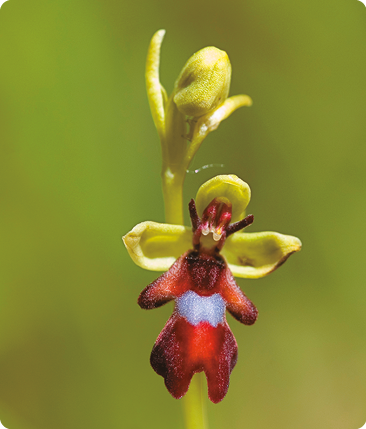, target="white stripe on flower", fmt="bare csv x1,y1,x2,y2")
176,291,225,327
